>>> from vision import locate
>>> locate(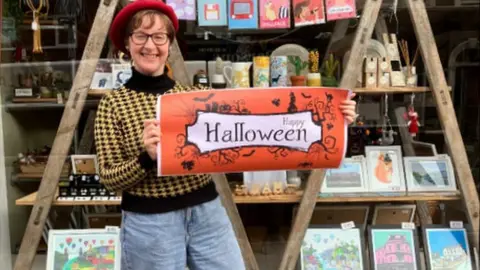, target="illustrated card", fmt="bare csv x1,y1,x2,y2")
46,228,121,270
424,227,473,270
156,87,351,176
301,227,365,269
197,0,228,26
166,0,196,21
259,0,291,29
325,0,357,21
227,0,259,29
365,146,406,194
292,0,325,27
